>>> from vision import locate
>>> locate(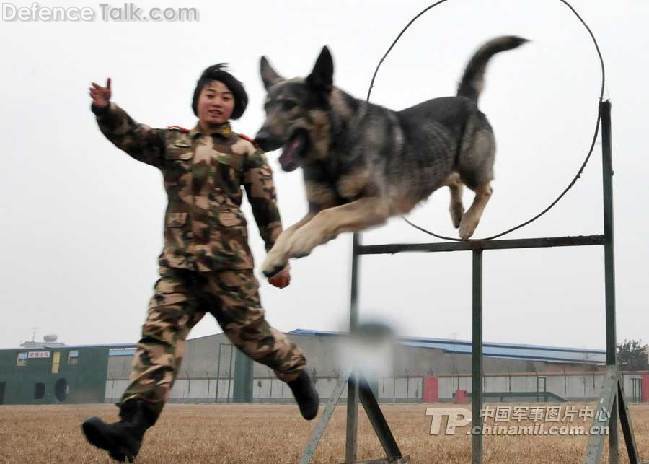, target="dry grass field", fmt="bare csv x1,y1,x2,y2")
0,402,648,463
